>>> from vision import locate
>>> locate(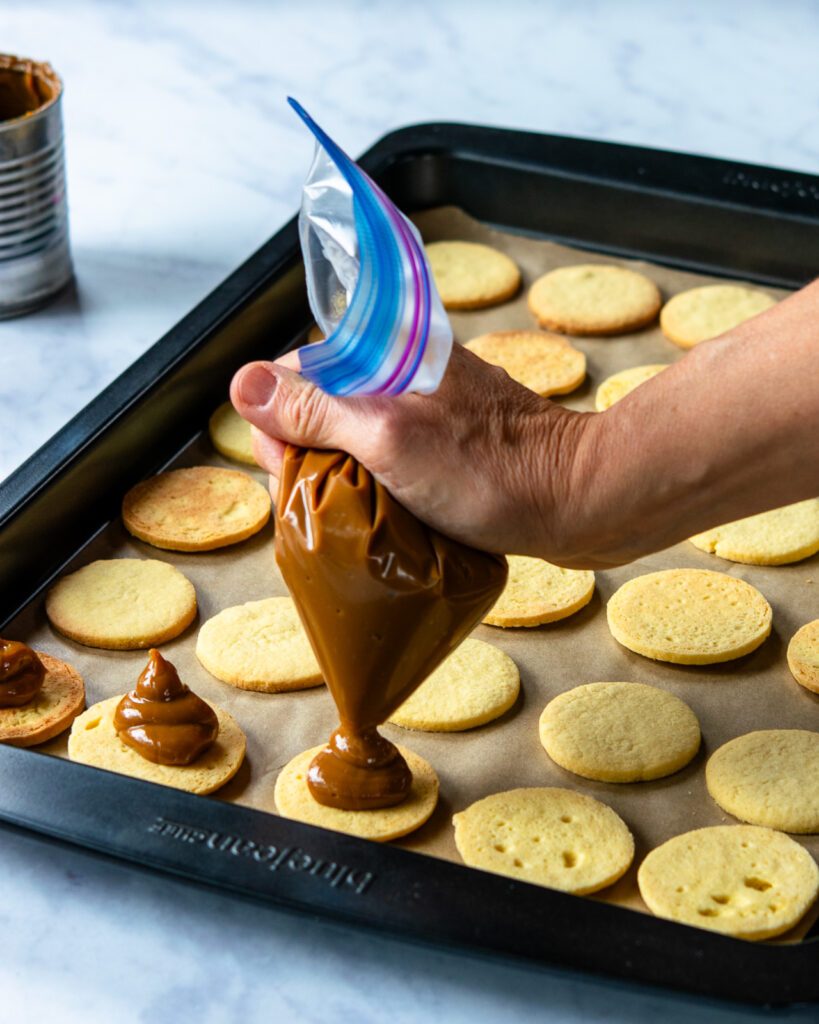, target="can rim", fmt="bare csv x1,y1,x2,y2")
0,54,63,132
